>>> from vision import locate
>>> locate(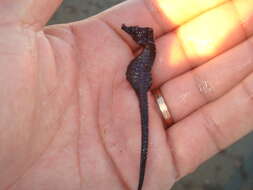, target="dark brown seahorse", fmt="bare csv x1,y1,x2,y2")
121,24,156,190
